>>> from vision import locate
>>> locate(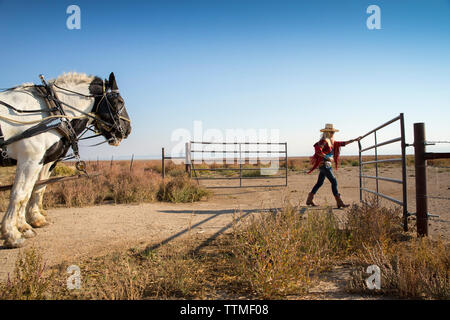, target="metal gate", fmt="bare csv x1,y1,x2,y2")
358,113,409,231
188,141,288,188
